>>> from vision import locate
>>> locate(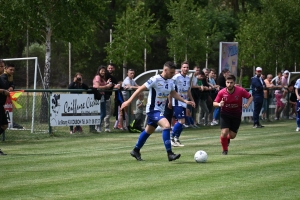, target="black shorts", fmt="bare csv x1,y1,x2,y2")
164,106,173,125
0,106,8,126
220,113,241,133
